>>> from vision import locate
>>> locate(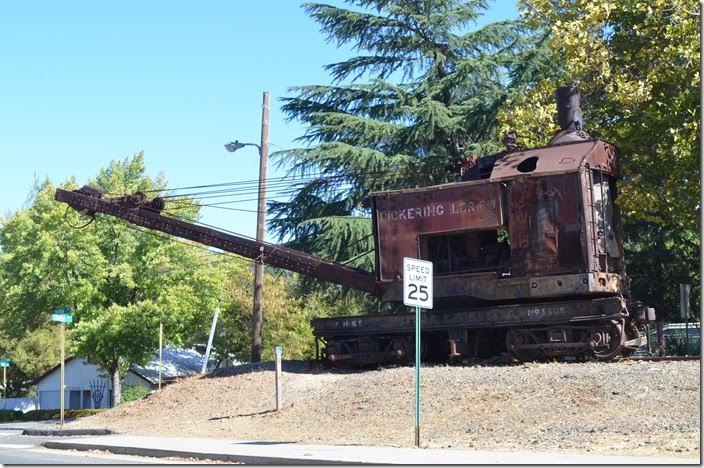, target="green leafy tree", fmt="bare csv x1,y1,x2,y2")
212,260,330,363
271,0,553,309
497,0,700,319
120,384,150,404
0,327,60,397
0,154,222,403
